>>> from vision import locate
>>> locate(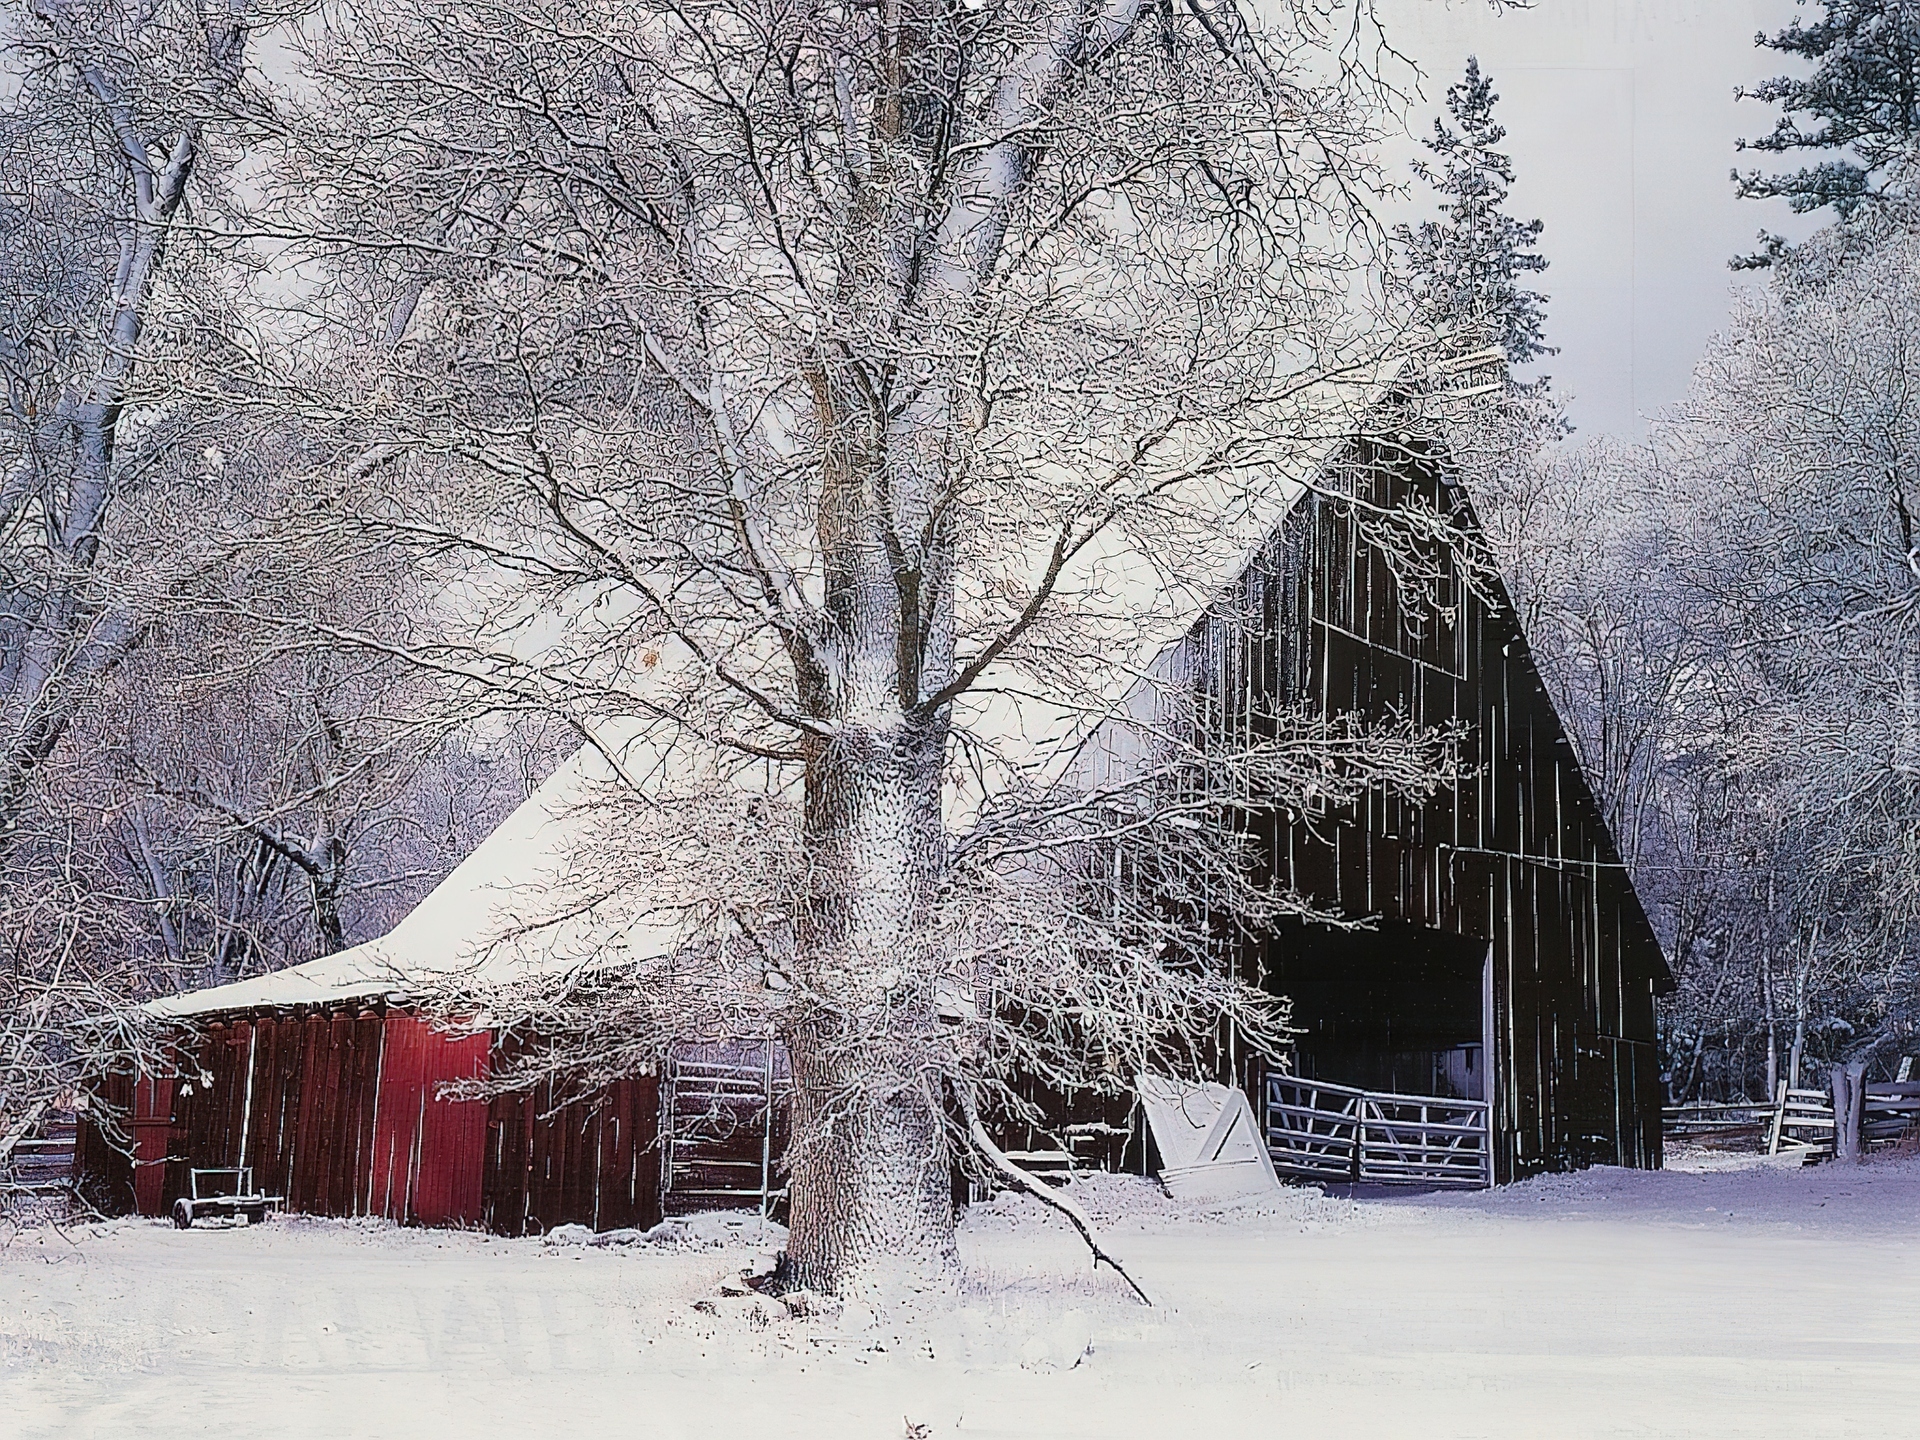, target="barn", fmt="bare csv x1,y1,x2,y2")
73,749,790,1233
77,401,1671,1225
